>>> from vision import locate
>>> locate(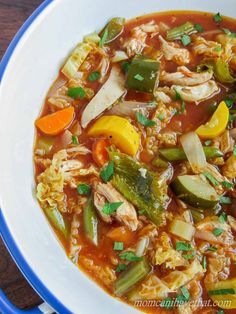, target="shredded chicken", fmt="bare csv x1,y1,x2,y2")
195,216,234,246
222,154,236,179
123,21,159,57
159,35,191,65
220,130,234,154
157,131,177,147
205,254,231,283
216,34,236,61
228,215,236,232
48,86,73,110
139,275,171,300
94,182,138,231
160,66,213,86
171,80,219,103
154,91,172,103
193,36,222,58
